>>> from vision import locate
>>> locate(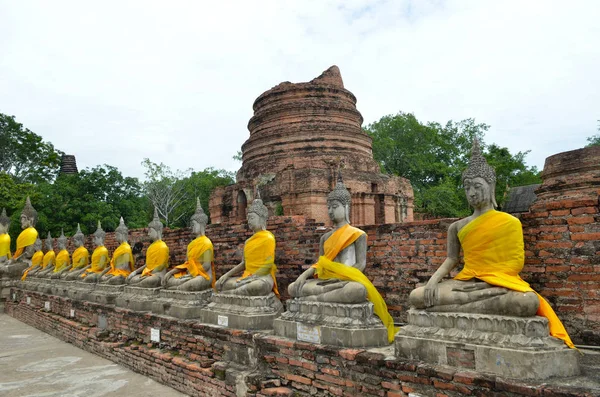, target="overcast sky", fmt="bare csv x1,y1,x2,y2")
1,0,598,180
